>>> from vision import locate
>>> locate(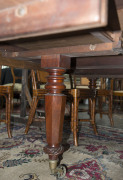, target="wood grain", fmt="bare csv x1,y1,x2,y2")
0,0,108,41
